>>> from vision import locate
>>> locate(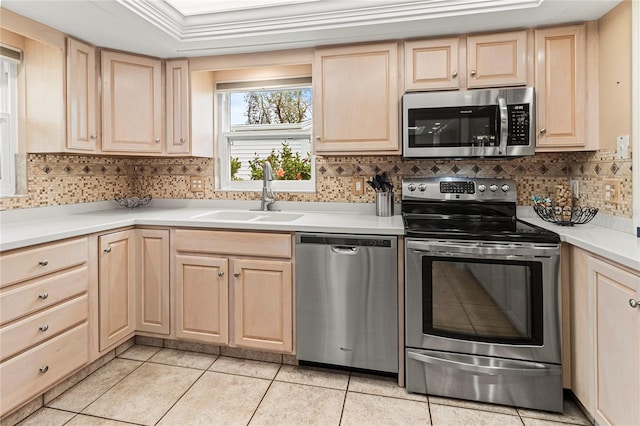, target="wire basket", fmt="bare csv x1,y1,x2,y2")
533,205,598,226
114,195,152,208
